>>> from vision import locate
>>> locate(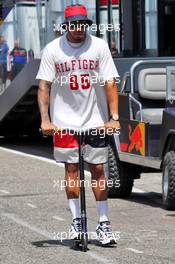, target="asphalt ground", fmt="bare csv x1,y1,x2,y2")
0,137,175,264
